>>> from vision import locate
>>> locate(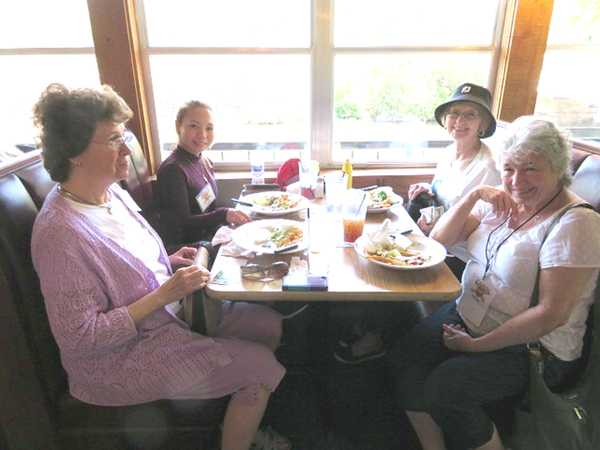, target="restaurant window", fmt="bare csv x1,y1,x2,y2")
138,0,505,169
0,0,100,163
534,0,600,143
332,0,500,166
